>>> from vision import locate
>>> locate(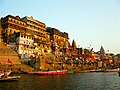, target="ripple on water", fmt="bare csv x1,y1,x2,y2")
0,72,120,90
